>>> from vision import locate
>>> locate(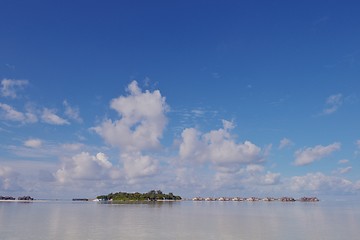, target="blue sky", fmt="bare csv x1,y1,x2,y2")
1,0,360,199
